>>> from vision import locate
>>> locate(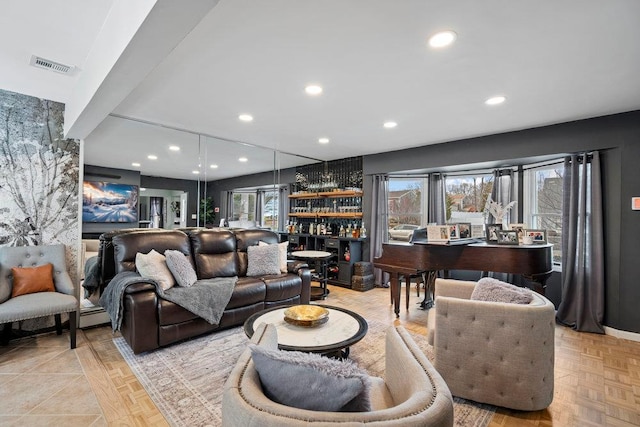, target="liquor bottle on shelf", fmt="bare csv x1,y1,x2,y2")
360,222,367,238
